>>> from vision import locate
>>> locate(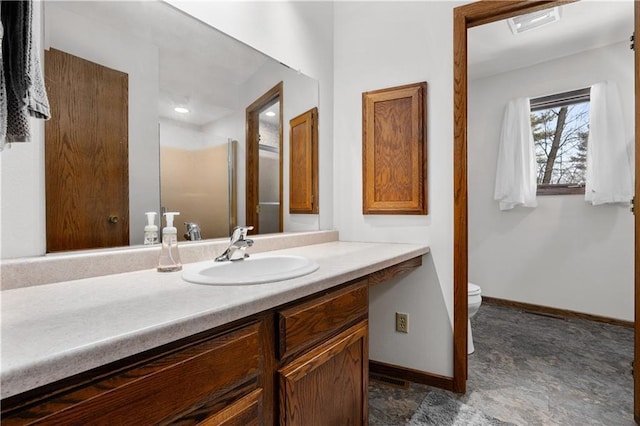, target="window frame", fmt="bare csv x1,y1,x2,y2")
530,87,590,196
